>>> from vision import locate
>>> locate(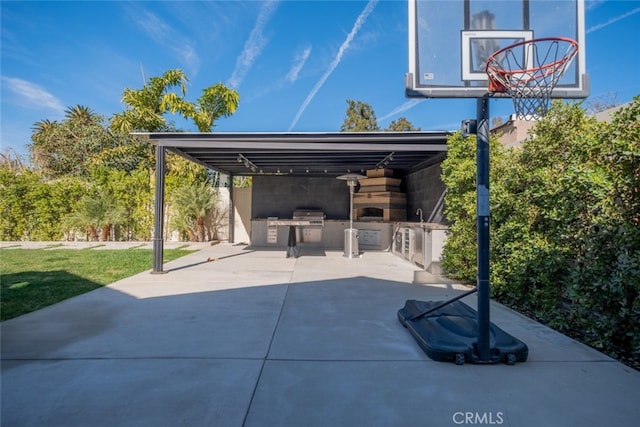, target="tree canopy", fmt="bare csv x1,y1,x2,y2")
5,69,239,242
340,99,380,132
386,117,421,131
29,106,119,179
110,69,239,133
339,99,419,132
